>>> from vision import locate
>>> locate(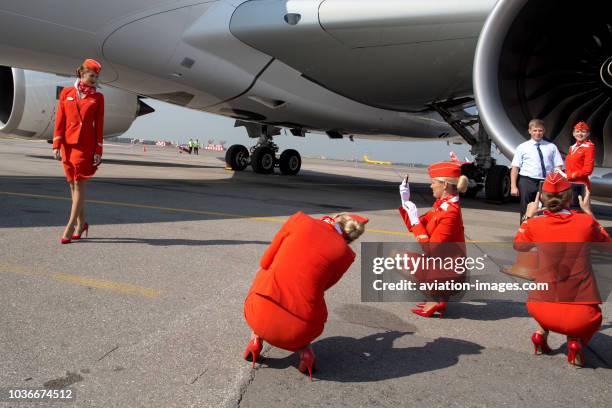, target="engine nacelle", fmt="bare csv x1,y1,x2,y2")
475,0,611,165
0,66,153,140
474,0,612,197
